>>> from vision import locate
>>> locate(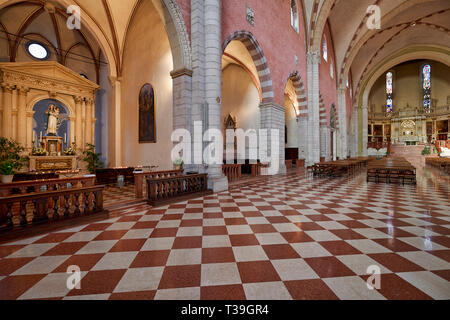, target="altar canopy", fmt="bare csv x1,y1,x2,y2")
0,61,100,152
